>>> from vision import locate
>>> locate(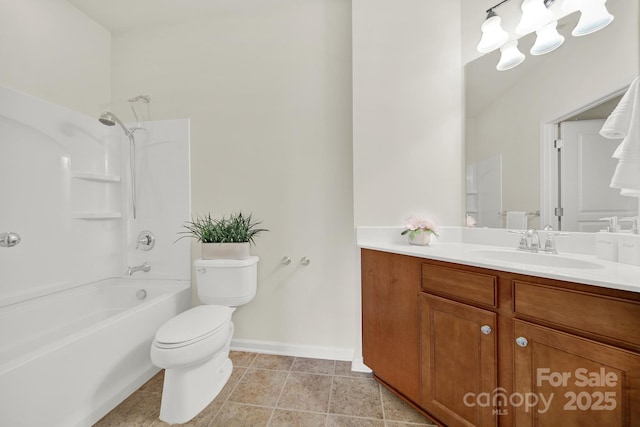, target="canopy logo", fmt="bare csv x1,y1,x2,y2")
463,368,618,416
